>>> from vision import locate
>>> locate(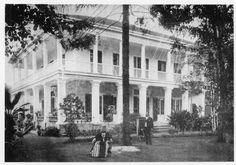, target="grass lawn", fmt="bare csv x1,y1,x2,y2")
6,133,234,162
